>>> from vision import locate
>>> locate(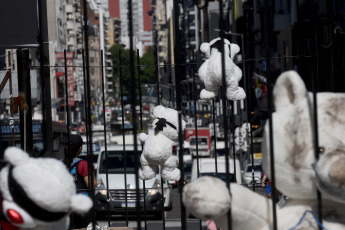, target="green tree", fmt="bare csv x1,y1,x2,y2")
139,46,156,83
110,44,138,98
110,45,156,100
